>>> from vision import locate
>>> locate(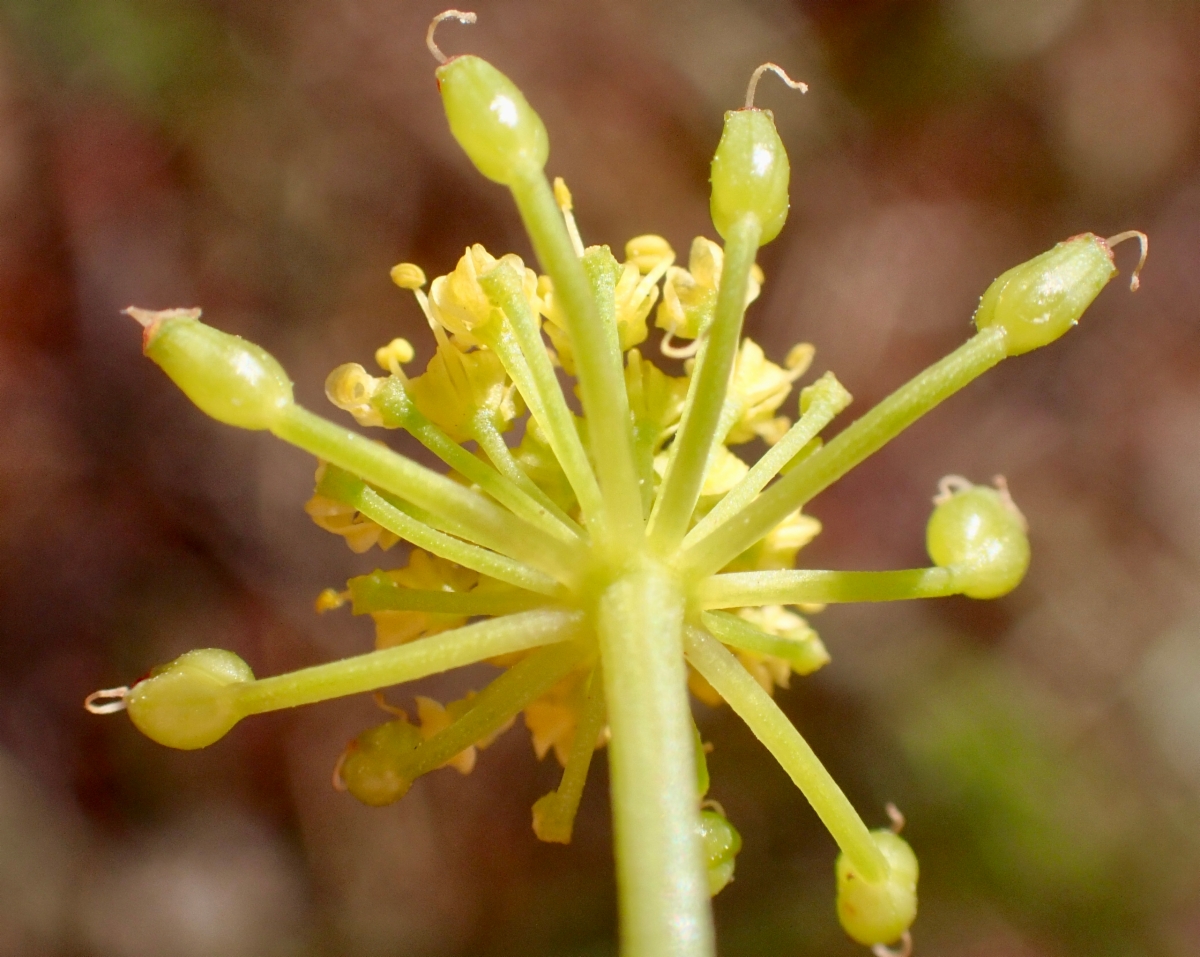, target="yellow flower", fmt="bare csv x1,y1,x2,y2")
655,237,764,341
405,340,522,443
721,340,814,445
429,244,539,347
